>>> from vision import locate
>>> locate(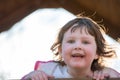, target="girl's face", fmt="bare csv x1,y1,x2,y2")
59,26,98,72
